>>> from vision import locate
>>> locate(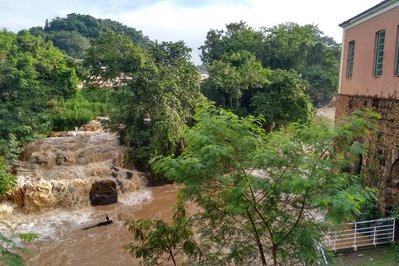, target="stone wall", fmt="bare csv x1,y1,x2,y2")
336,94,399,214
